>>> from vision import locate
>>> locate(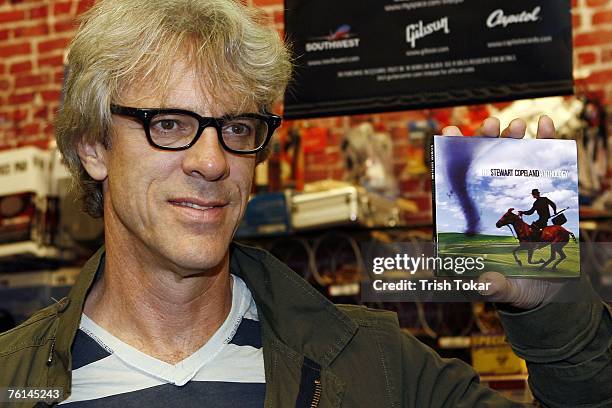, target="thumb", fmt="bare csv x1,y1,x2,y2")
477,271,513,300
477,272,555,309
